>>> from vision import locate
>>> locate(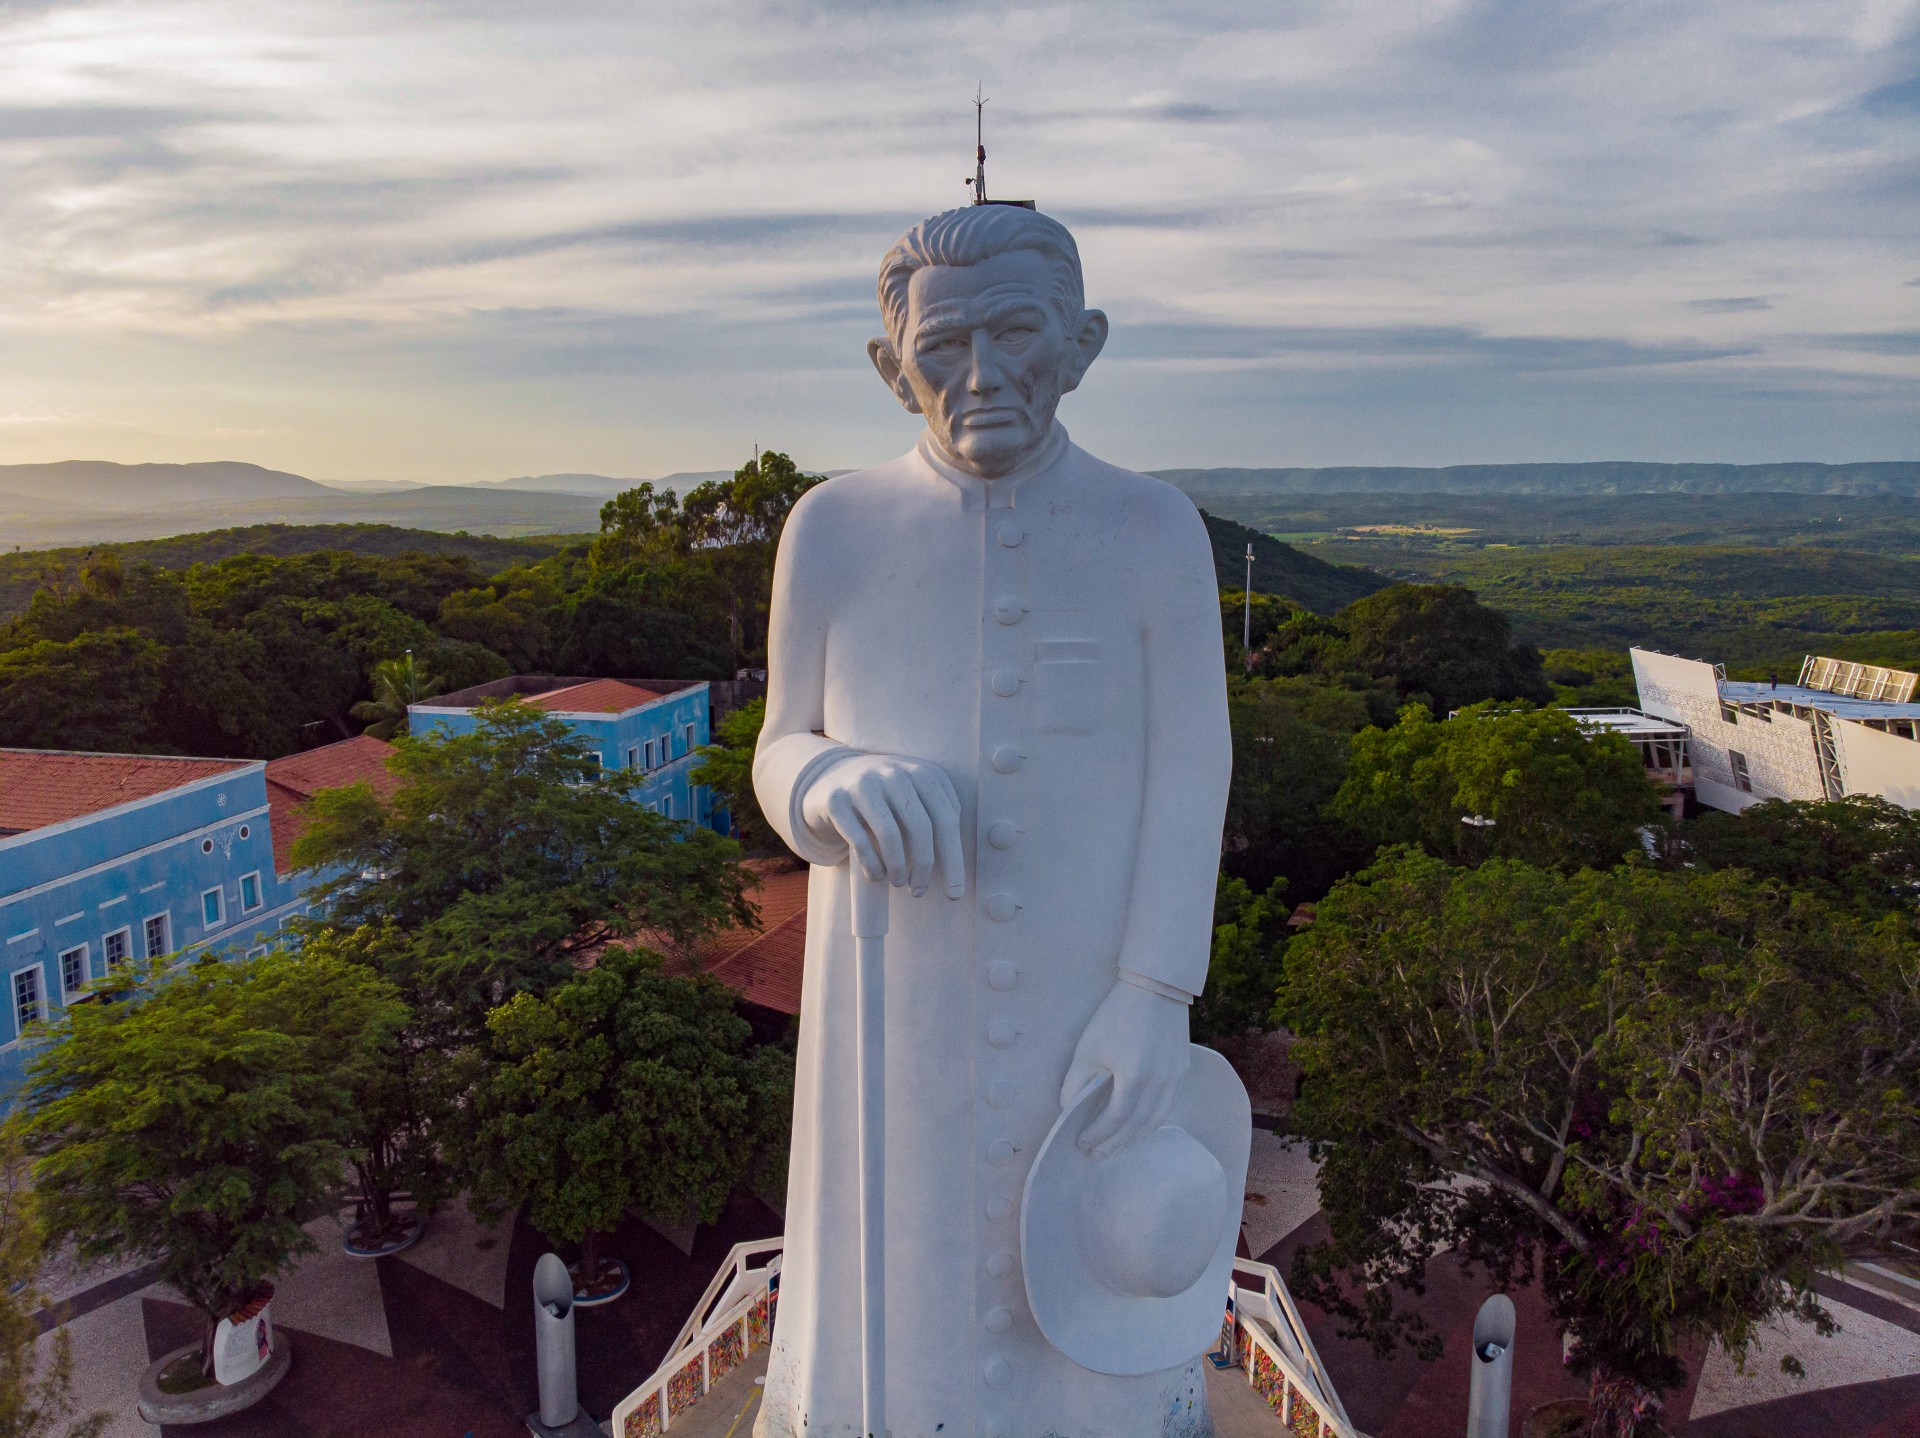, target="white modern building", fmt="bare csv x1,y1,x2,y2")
1625,649,1920,815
